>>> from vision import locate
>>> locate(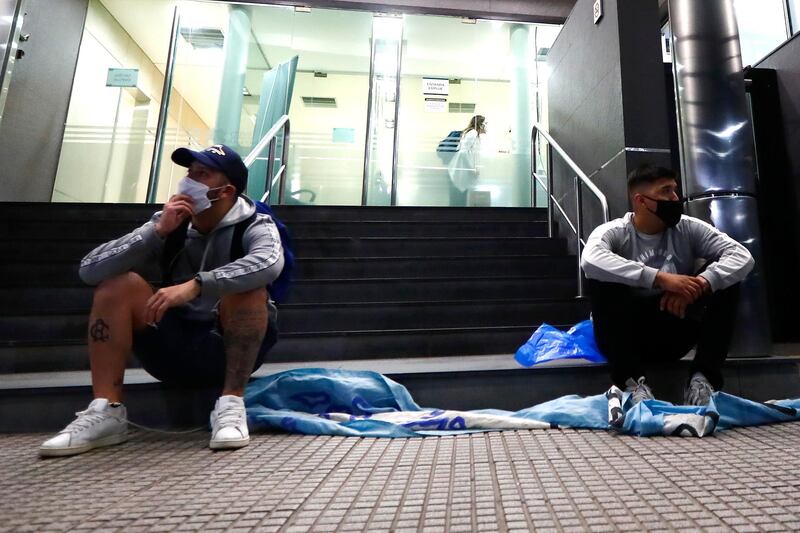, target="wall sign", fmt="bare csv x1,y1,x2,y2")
106,68,139,88
424,97,447,113
332,127,355,143
593,0,603,24
422,77,449,96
